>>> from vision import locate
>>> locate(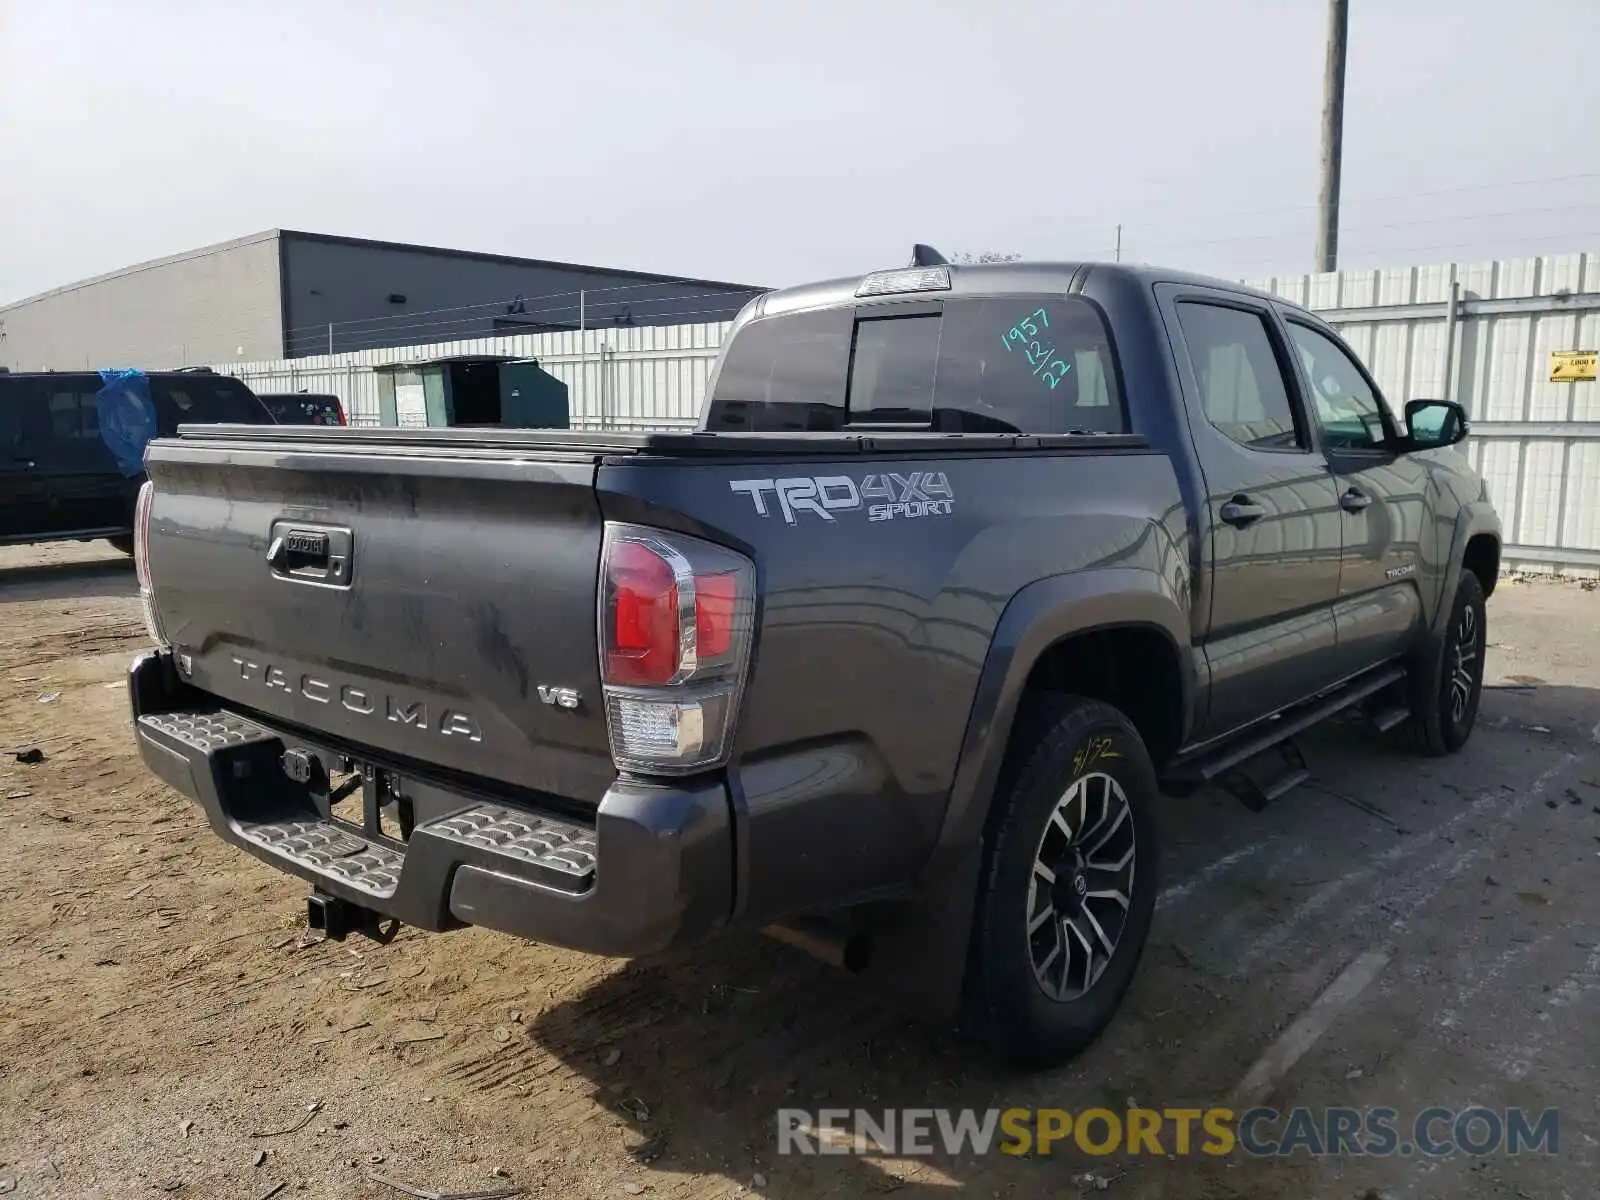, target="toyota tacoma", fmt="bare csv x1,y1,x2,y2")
127,252,1501,1064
